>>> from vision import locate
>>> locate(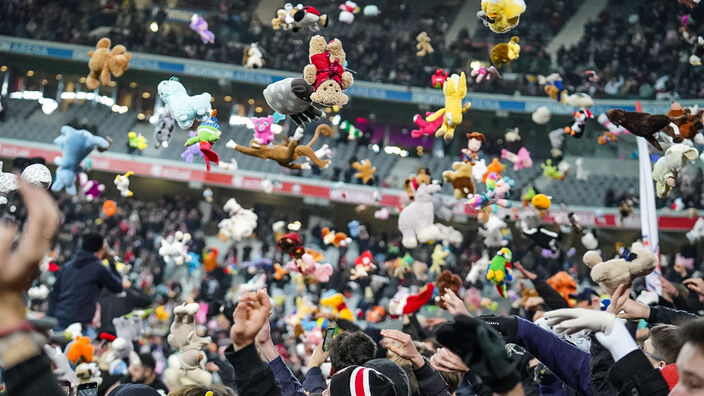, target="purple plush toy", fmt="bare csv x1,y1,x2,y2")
181,132,204,163
190,14,215,44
